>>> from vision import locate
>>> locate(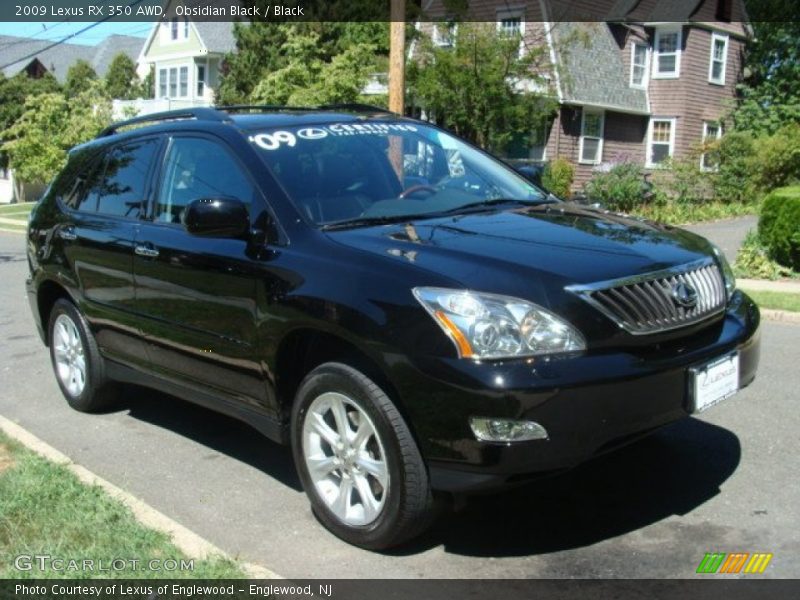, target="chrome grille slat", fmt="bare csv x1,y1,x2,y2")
567,259,727,335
